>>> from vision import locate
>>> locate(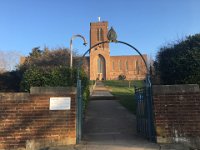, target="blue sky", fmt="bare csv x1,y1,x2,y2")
0,0,200,60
